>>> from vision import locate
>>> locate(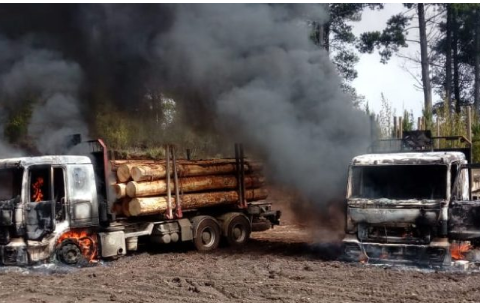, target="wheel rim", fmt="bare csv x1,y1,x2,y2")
59,243,82,265
201,226,216,248
66,250,78,262
232,223,246,242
